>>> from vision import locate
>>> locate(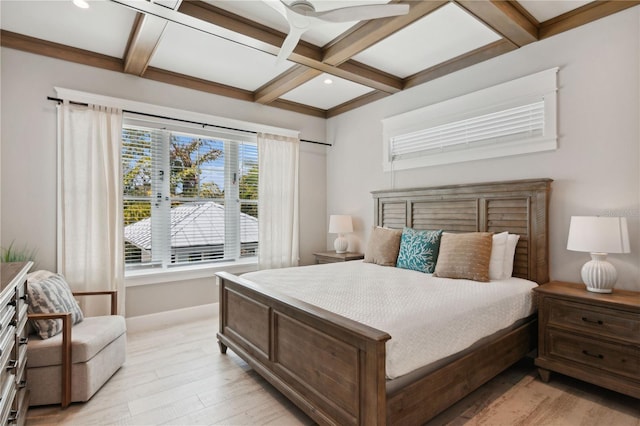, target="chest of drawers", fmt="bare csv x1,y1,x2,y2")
0,262,32,426
534,281,639,399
